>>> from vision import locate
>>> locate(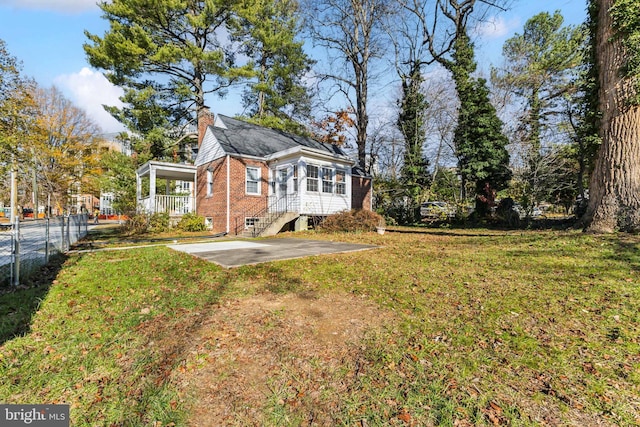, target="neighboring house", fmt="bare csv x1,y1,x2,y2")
98,132,134,216
136,161,197,217
136,110,372,236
